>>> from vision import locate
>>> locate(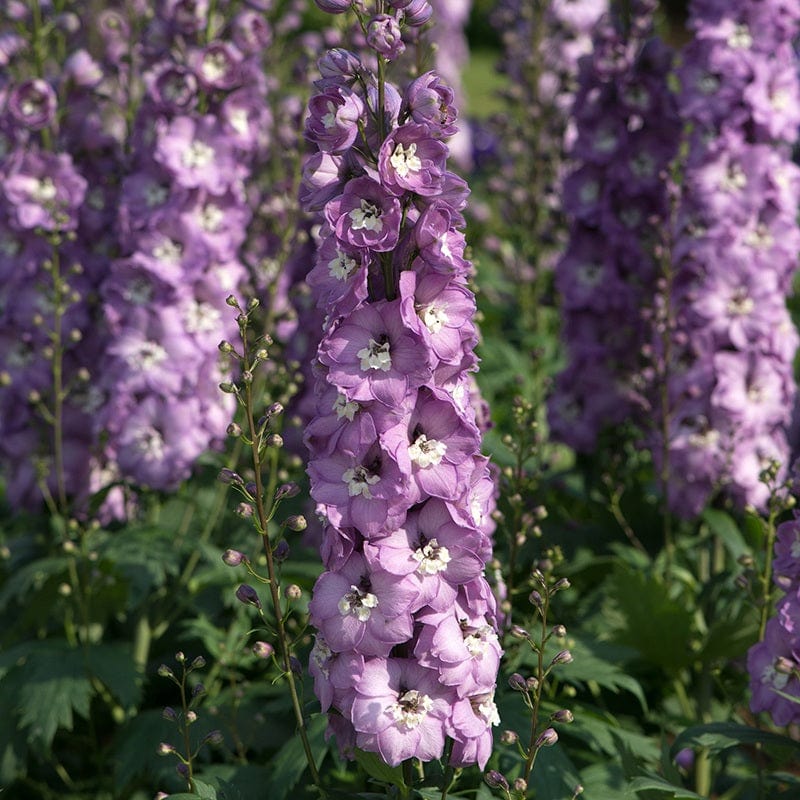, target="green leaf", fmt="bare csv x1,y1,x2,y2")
15,645,93,748
702,509,748,561
354,748,406,790
87,643,143,710
265,713,329,800
670,722,800,758
607,564,695,671
192,779,218,799
626,774,705,799
528,742,582,800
